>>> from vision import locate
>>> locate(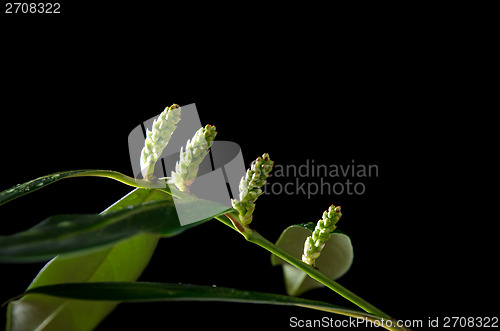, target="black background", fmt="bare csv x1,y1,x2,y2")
1,5,497,330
